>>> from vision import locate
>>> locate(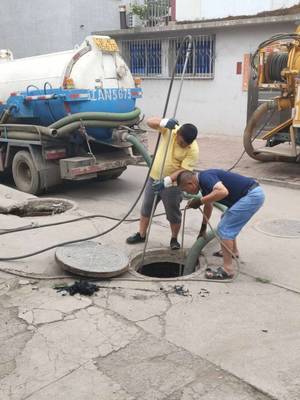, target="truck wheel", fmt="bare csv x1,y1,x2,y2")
12,151,41,194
